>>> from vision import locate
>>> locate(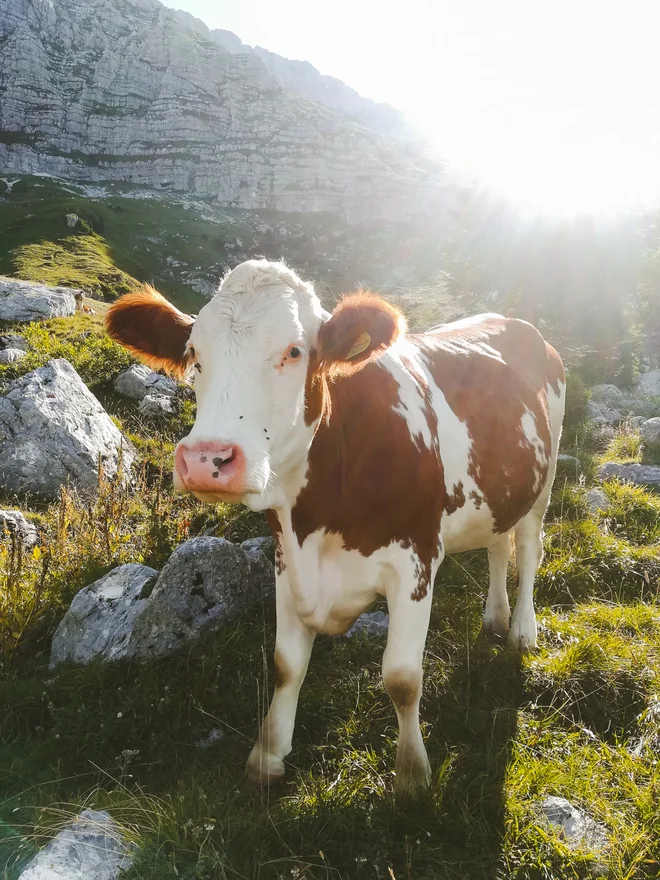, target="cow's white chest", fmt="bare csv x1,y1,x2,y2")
284,528,416,636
